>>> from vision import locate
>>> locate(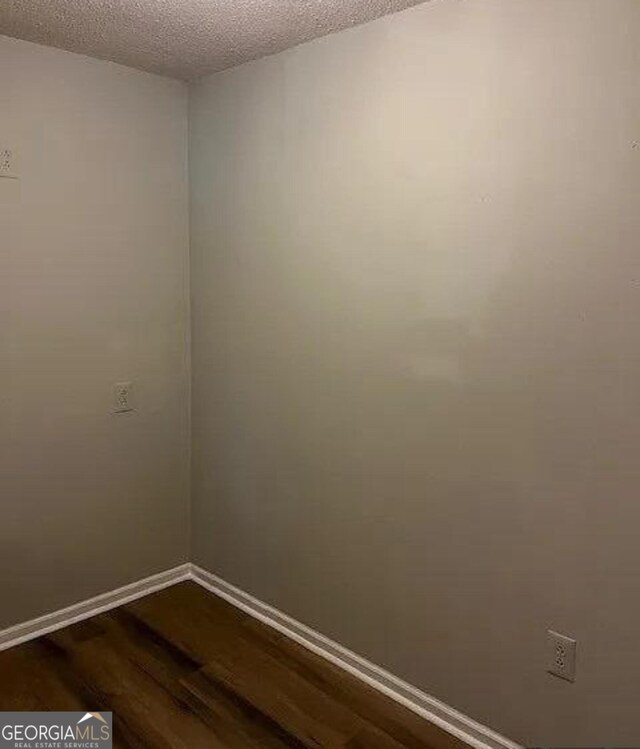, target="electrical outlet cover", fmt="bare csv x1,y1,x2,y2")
0,149,18,179
547,630,577,682
113,381,134,413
